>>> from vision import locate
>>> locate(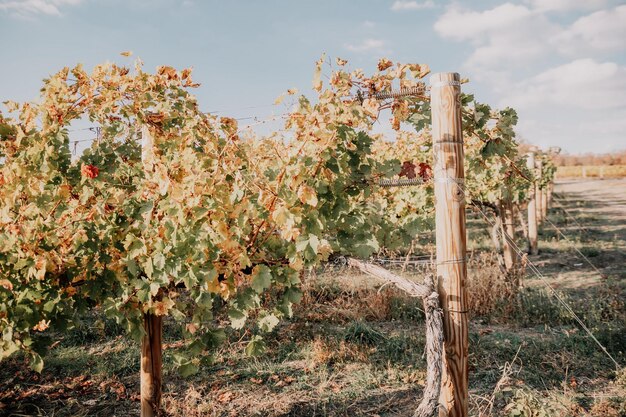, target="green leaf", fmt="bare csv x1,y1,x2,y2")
250,265,272,293
124,234,146,259
173,353,199,377
228,308,247,329
29,352,44,373
178,362,199,377
258,313,280,332
285,287,303,304
245,335,266,357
